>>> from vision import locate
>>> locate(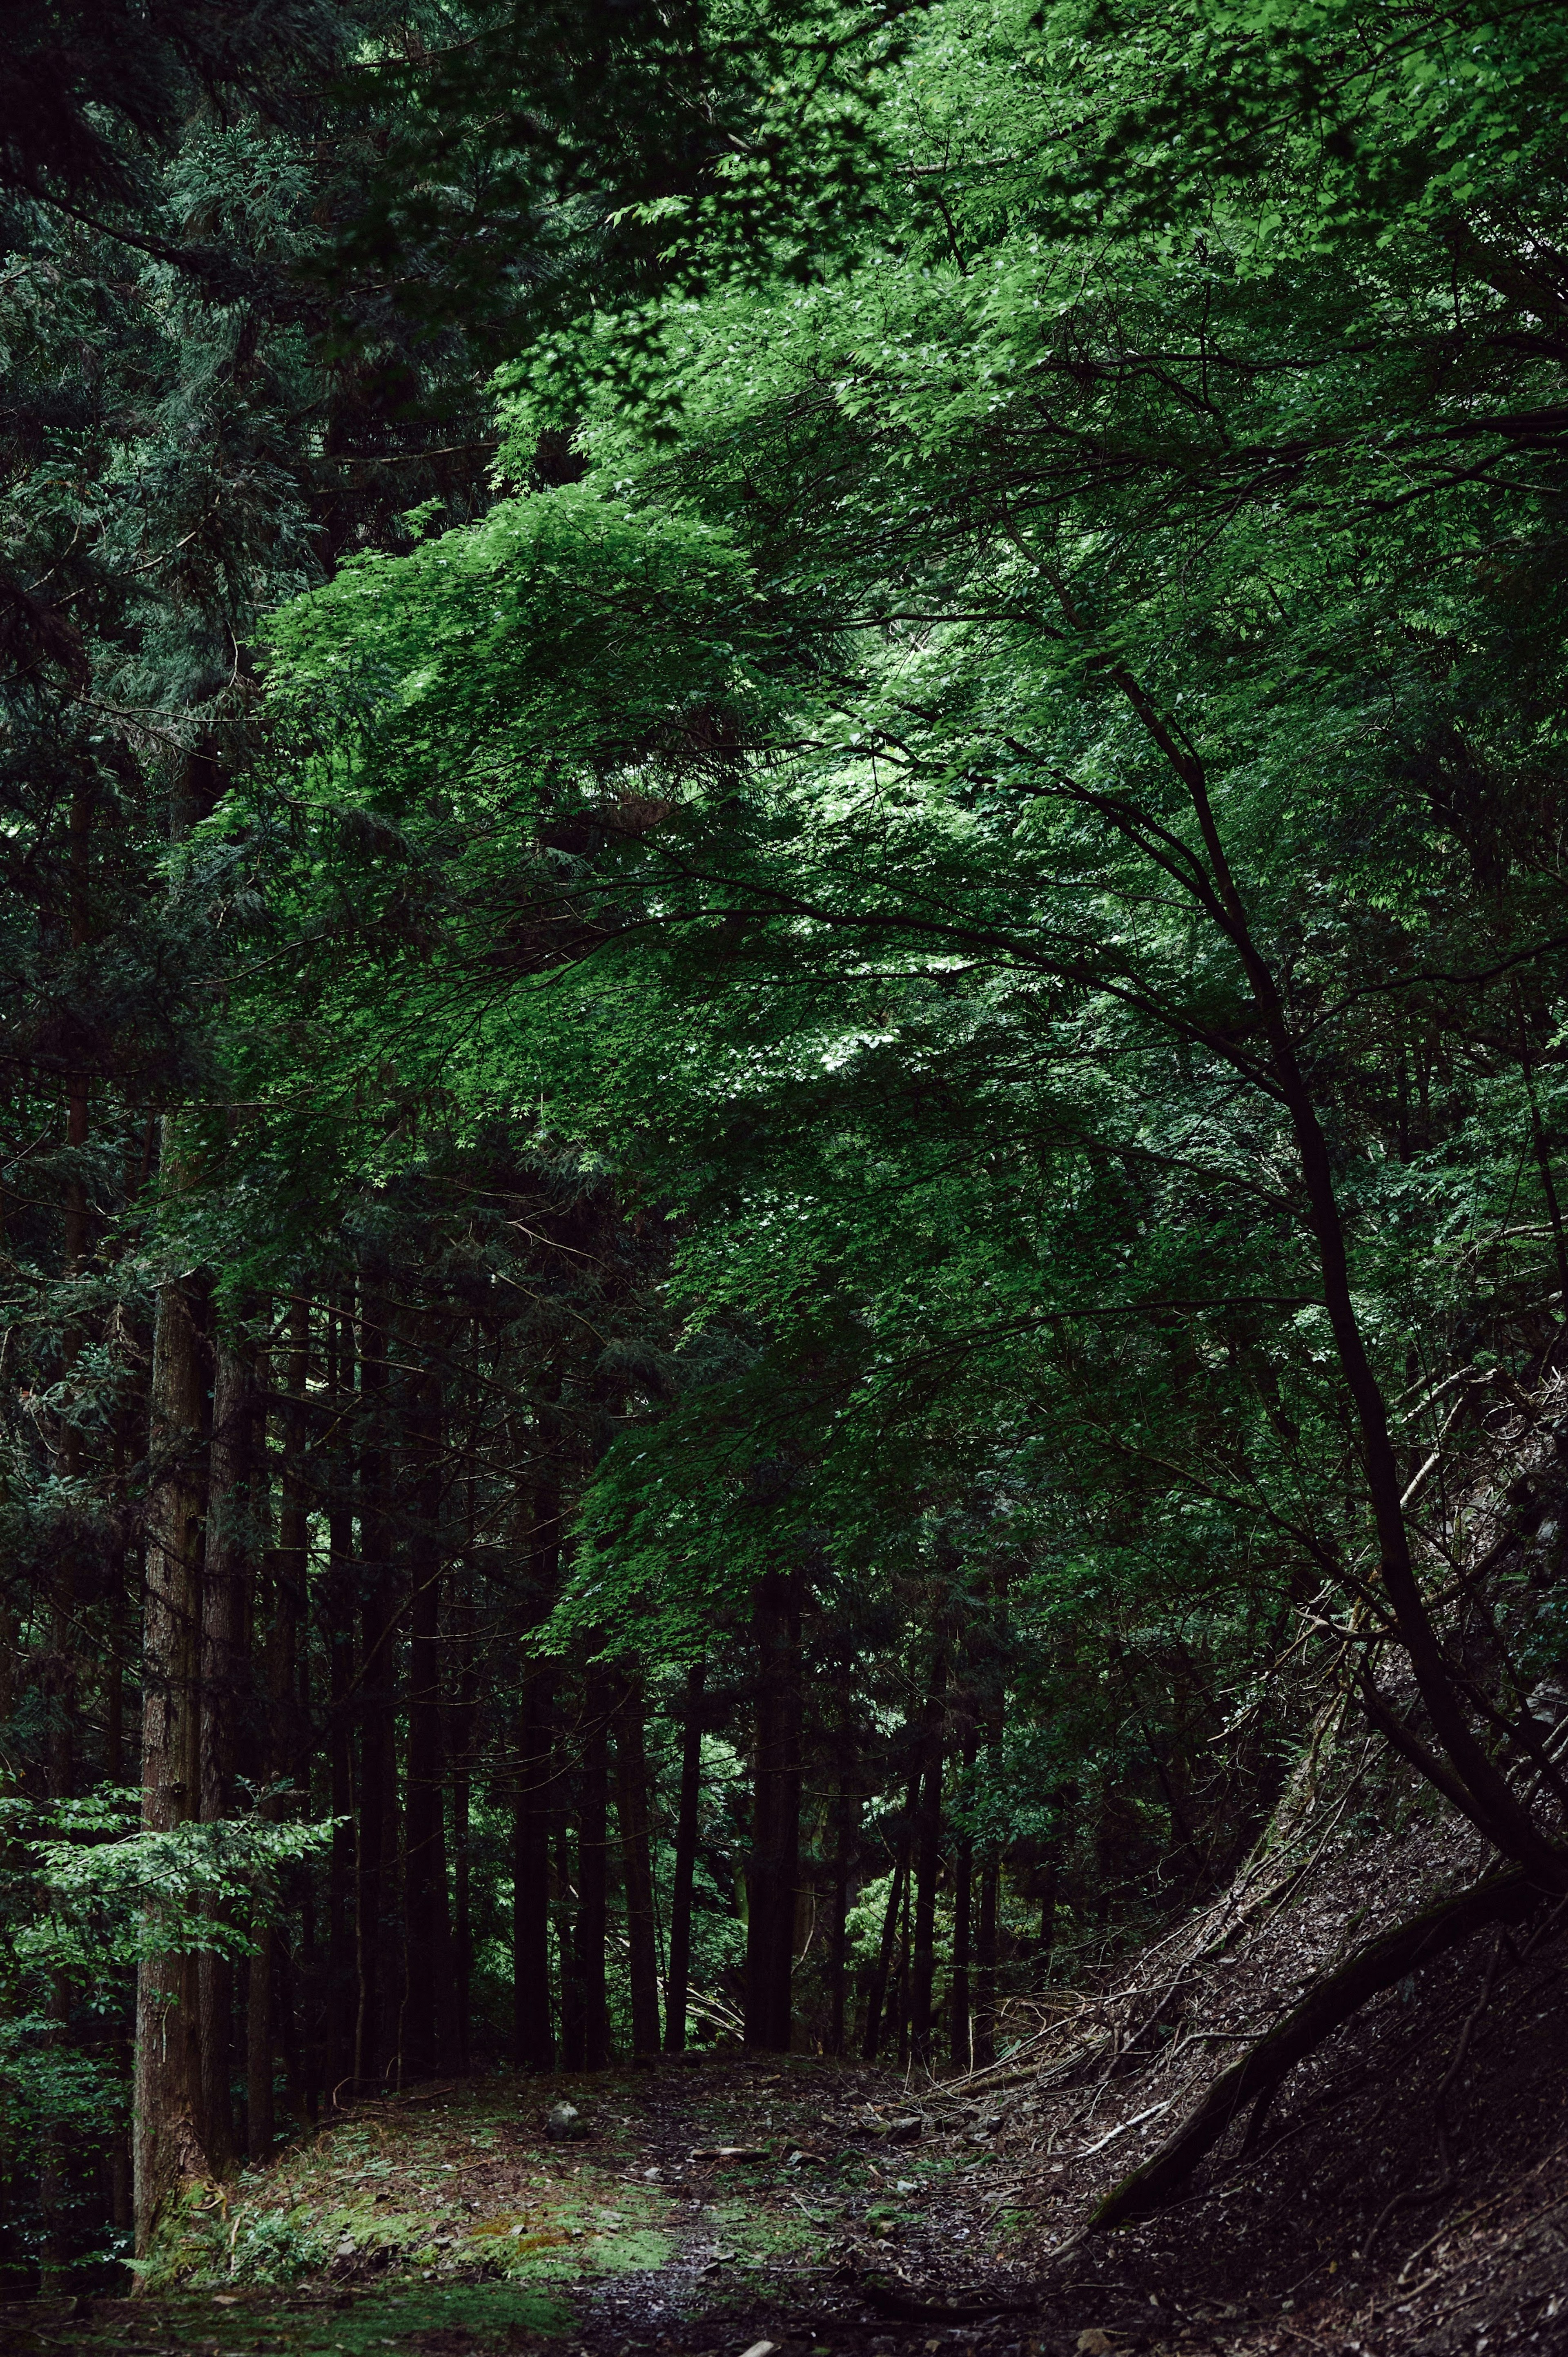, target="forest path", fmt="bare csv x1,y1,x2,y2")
4,2045,1561,2357
2,2056,1094,2357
